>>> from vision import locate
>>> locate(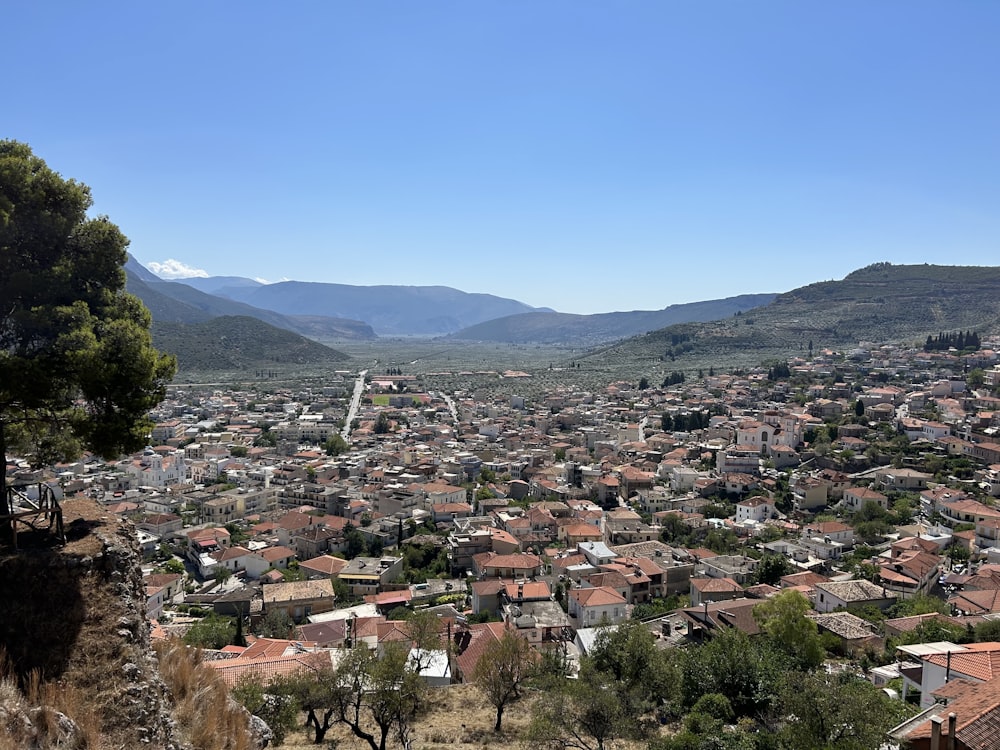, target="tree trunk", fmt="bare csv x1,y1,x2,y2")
307,709,335,744
0,421,10,541
494,705,504,732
